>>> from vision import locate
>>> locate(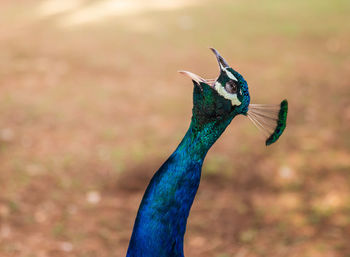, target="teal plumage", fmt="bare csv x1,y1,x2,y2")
126,49,287,257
